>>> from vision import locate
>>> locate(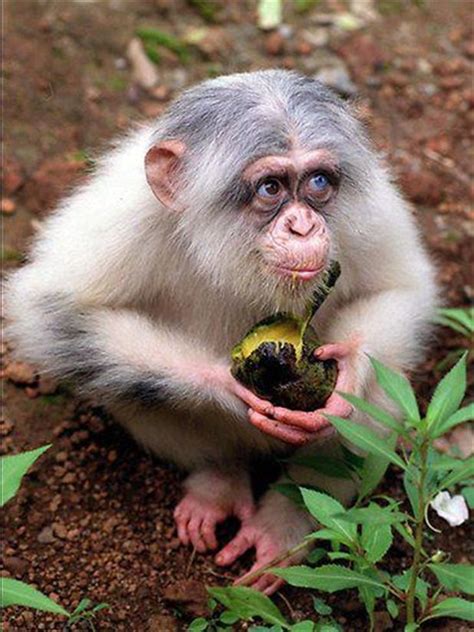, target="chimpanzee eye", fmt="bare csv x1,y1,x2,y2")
308,173,330,192
257,178,281,198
